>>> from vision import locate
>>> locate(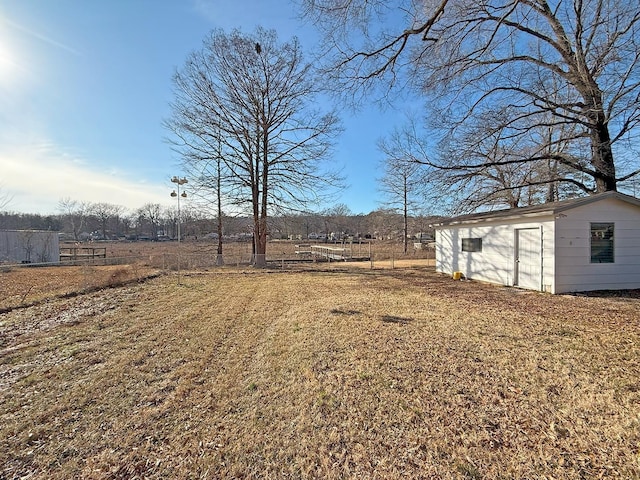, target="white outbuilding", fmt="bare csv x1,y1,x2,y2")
0,230,60,264
432,191,640,294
